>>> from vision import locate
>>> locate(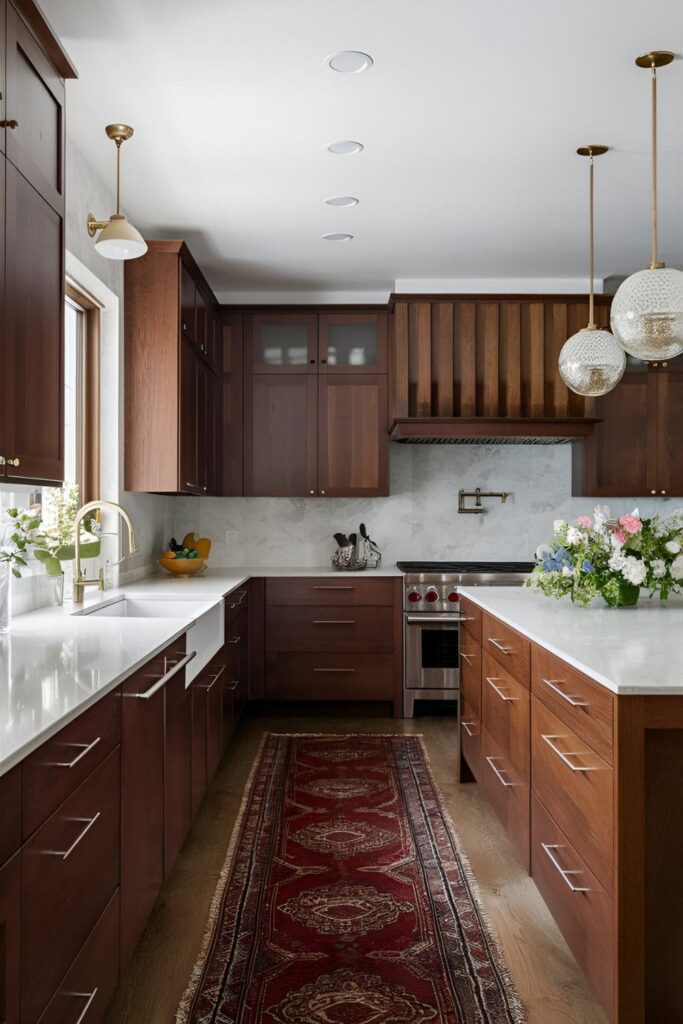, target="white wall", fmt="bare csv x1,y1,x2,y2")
171,444,680,568
65,137,174,581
